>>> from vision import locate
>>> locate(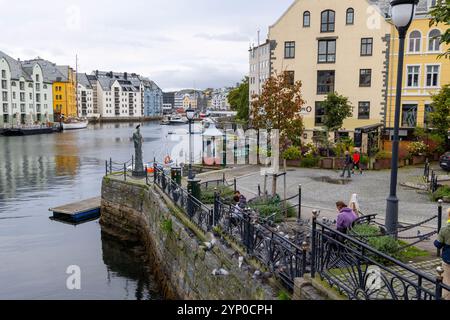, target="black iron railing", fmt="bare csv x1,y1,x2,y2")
311,213,450,300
